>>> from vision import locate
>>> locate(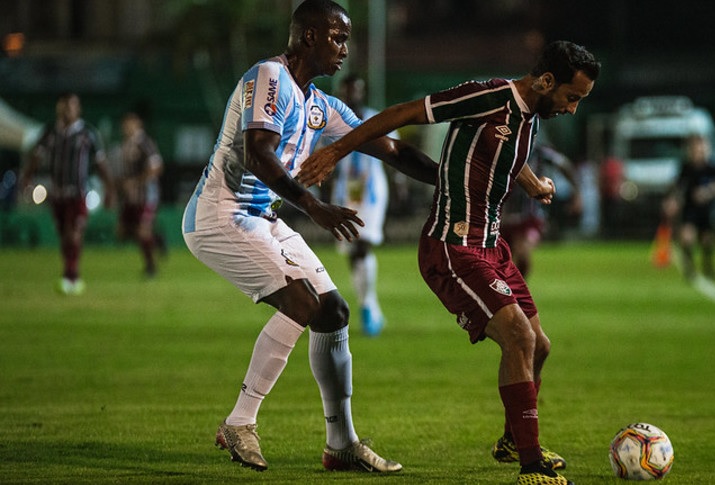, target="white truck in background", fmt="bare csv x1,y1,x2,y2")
590,96,715,237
